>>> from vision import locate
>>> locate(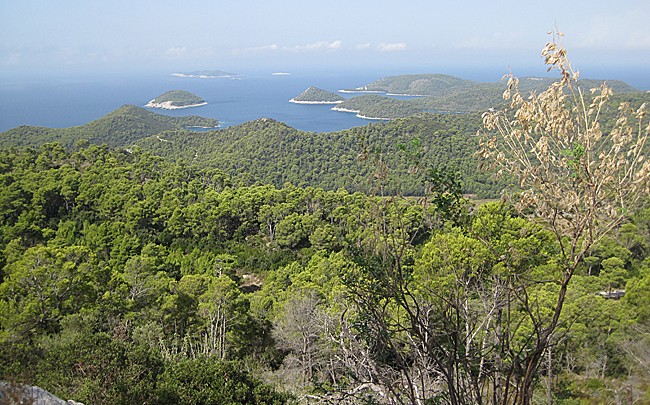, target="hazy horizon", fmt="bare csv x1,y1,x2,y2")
2,0,649,81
